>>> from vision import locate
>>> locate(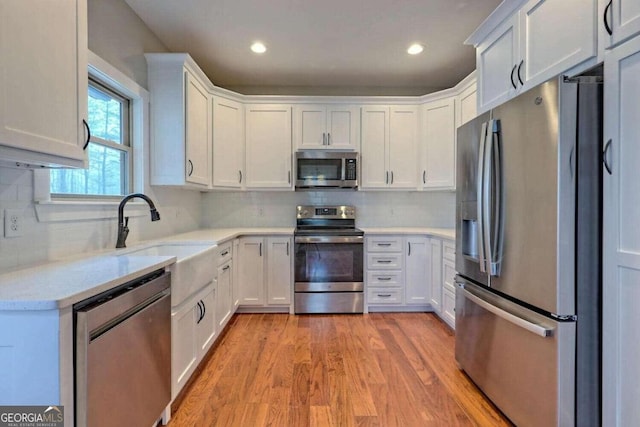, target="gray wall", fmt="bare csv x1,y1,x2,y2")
88,0,169,89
